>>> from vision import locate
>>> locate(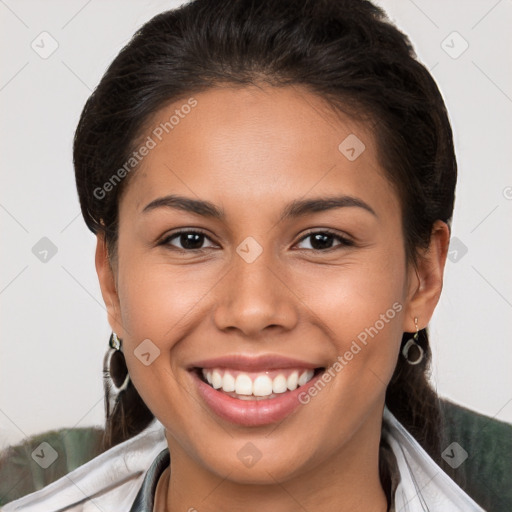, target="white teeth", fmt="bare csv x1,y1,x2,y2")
201,368,316,397
287,371,299,391
298,370,312,386
211,370,223,389
253,375,273,396
222,371,235,392
272,374,288,394
235,374,253,395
